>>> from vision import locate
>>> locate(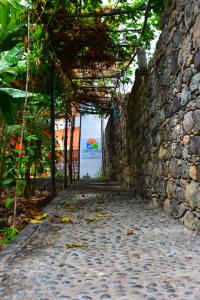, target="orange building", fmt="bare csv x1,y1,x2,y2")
55,117,81,175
